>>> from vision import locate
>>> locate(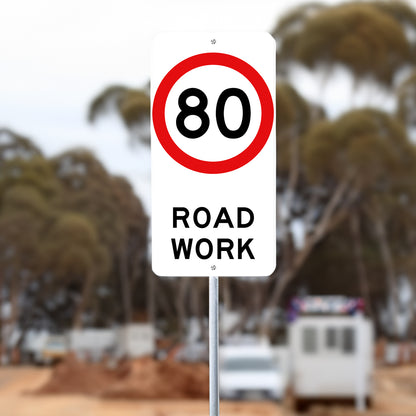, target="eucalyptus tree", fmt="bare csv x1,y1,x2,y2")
89,85,150,144
43,213,110,329
0,185,52,350
267,0,416,337
272,1,416,85
0,130,149,338
111,175,149,322
398,70,416,135
51,149,148,324
0,129,61,355
280,108,416,335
